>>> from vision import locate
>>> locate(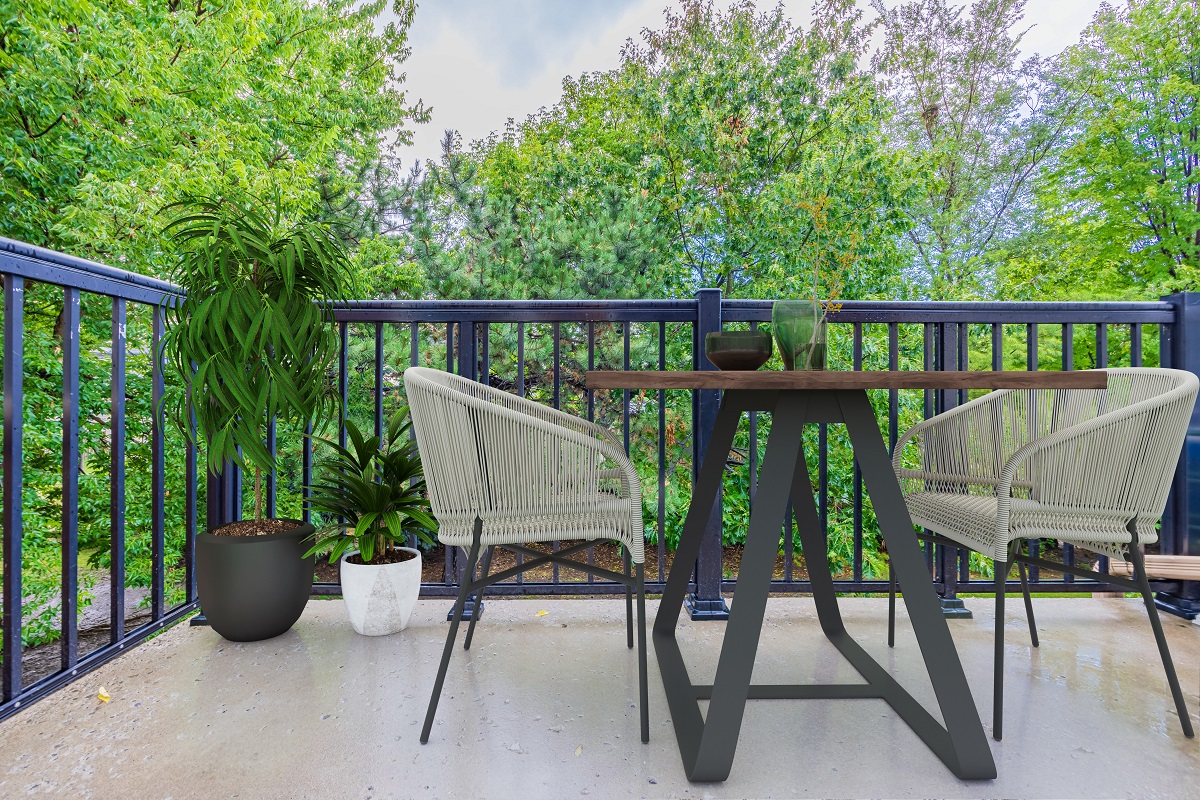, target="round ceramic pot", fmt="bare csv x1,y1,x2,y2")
196,520,315,642
340,547,422,636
